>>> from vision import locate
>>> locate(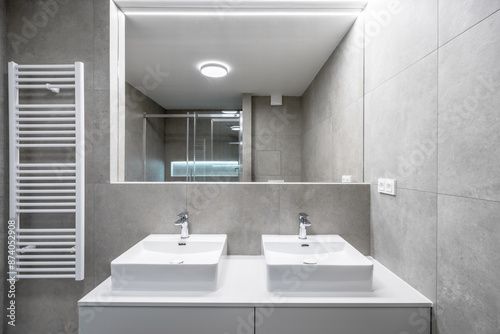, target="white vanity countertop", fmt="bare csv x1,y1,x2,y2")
78,256,432,308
